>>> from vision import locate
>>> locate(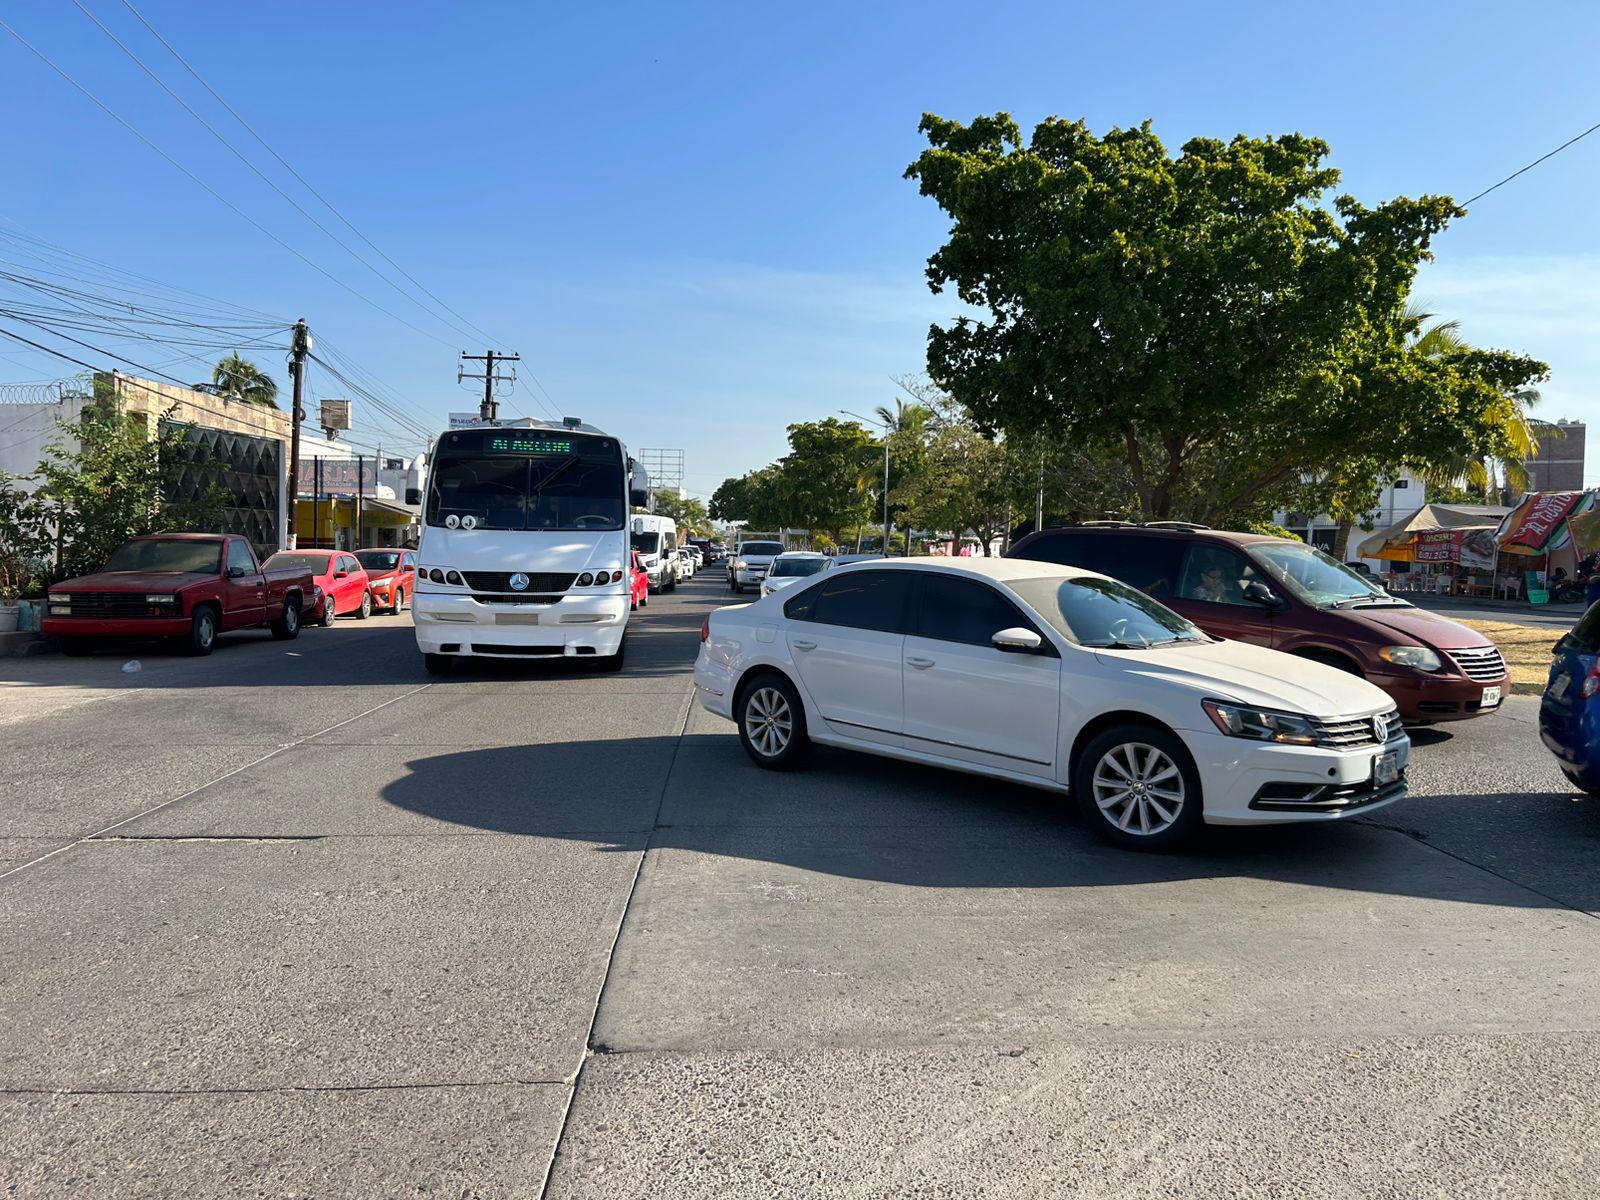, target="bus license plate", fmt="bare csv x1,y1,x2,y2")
1373,750,1401,786
1481,686,1502,708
